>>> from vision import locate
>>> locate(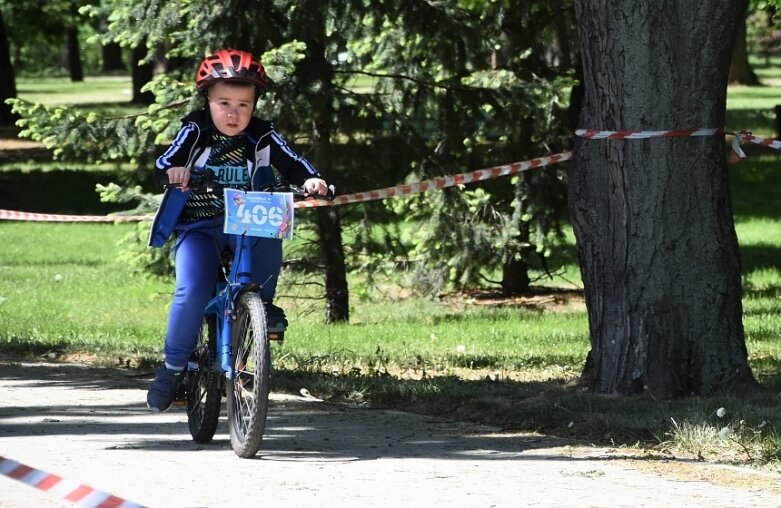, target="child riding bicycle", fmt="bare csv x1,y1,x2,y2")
146,48,329,412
